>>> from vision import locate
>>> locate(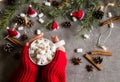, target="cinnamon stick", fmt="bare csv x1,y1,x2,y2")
6,36,23,47
90,51,112,56
100,16,120,26
84,54,103,71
